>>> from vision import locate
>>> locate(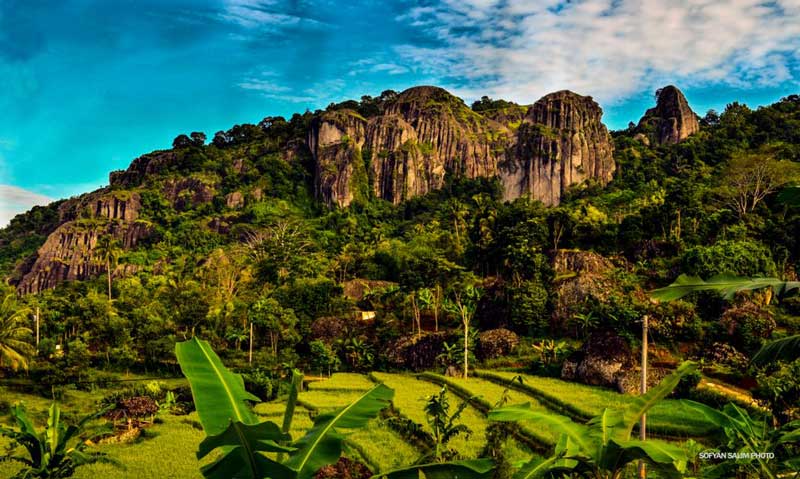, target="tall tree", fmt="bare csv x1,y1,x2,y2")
443,278,481,378
94,235,121,301
719,151,800,218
